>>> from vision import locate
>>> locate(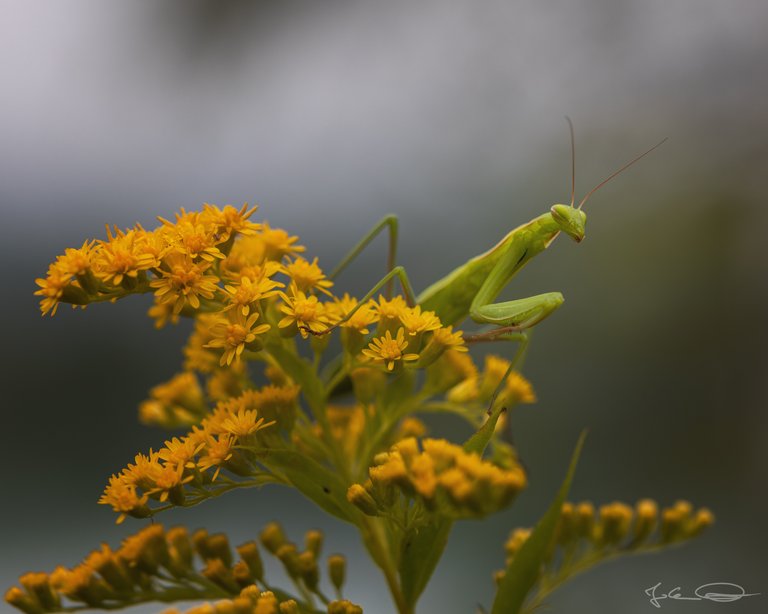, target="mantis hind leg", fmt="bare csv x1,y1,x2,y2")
329,214,399,297
306,265,418,337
